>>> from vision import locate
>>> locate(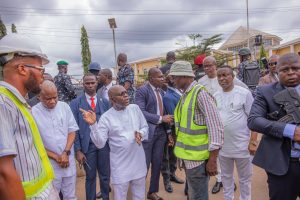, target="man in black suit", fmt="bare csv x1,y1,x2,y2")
248,53,300,200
